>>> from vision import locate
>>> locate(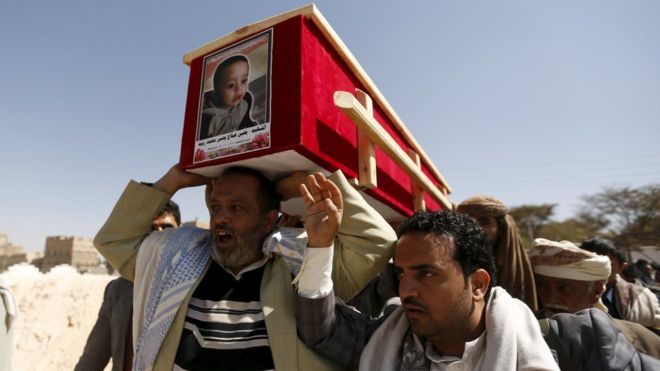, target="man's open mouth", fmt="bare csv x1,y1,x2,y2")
215,228,234,244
